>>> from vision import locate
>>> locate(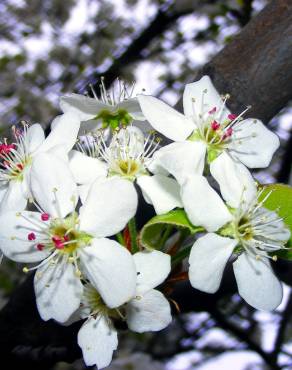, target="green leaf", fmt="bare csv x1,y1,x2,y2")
140,209,203,250
259,184,292,259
